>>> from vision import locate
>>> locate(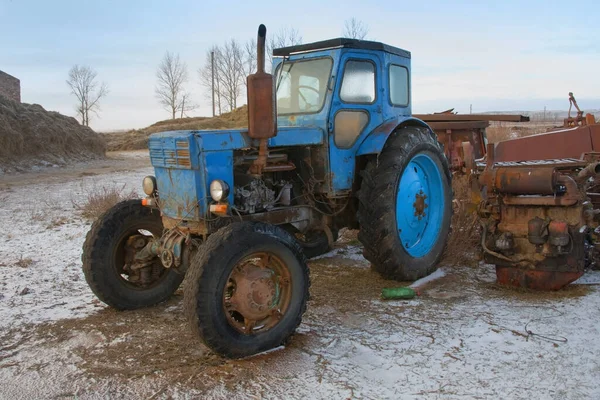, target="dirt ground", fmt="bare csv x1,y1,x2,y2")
1,153,600,399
